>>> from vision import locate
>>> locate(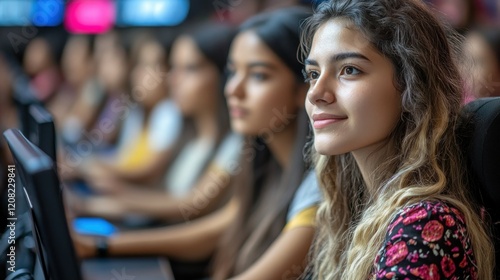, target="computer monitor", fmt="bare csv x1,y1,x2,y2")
28,104,57,163
12,75,39,136
3,129,82,280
